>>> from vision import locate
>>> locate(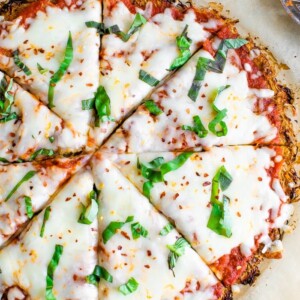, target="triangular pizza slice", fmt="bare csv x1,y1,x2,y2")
102,146,295,288
102,35,294,153
91,151,228,299
0,154,89,247
0,168,98,299
0,0,101,150
91,0,229,144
